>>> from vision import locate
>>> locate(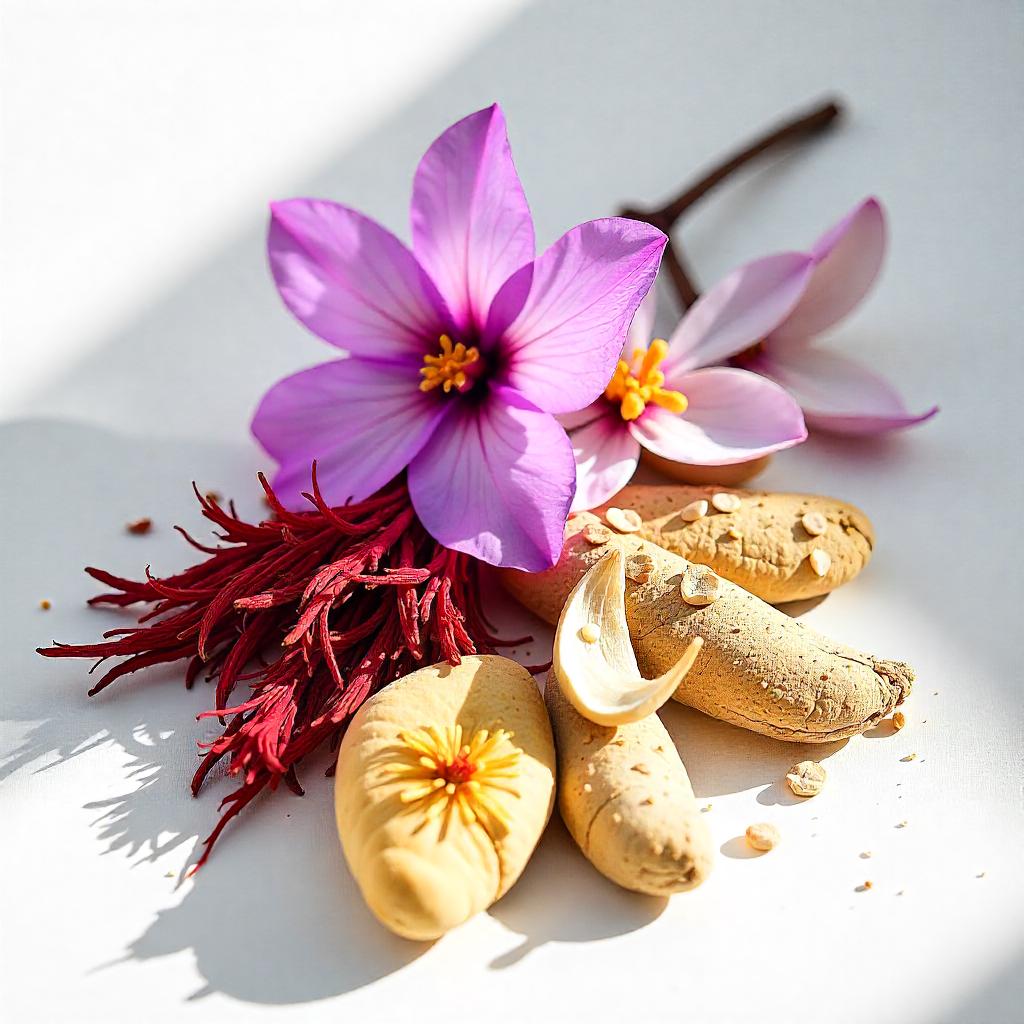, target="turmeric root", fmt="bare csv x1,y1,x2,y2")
595,483,875,604
545,671,713,895
500,515,913,743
